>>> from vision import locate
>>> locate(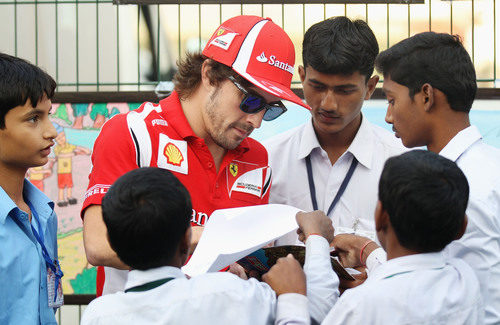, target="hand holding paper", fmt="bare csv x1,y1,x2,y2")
296,211,335,244
262,254,306,296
